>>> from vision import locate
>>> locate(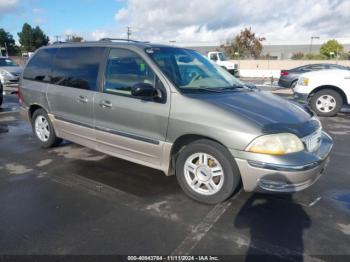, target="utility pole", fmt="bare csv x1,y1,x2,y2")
309,36,320,54
55,35,61,43
66,34,72,42
4,42,8,57
127,26,132,41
